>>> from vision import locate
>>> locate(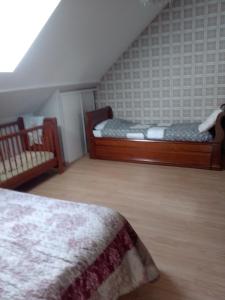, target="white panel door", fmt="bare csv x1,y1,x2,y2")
60,92,85,163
